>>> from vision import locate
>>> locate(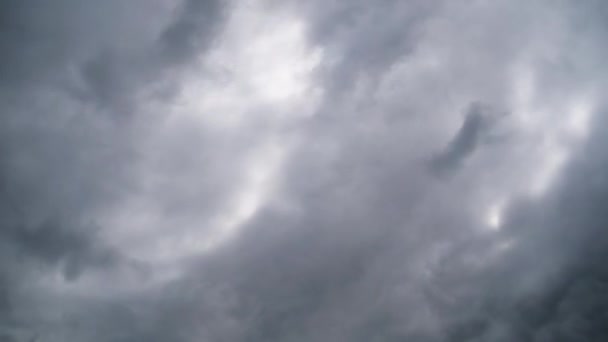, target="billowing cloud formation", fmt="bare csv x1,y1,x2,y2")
1,0,608,340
